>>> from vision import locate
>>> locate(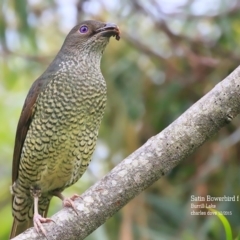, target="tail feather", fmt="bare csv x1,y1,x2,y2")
10,218,33,239
10,201,50,239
